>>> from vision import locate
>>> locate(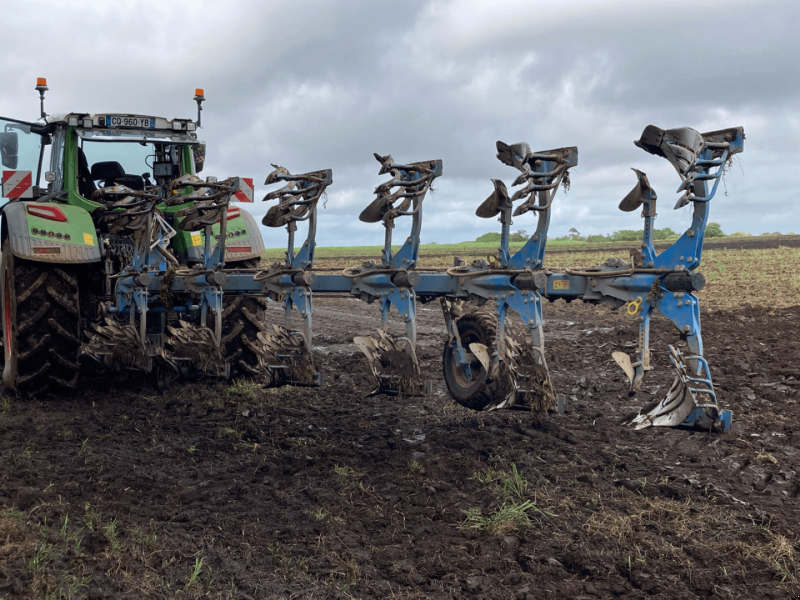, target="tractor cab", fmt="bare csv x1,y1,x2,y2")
0,81,262,266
